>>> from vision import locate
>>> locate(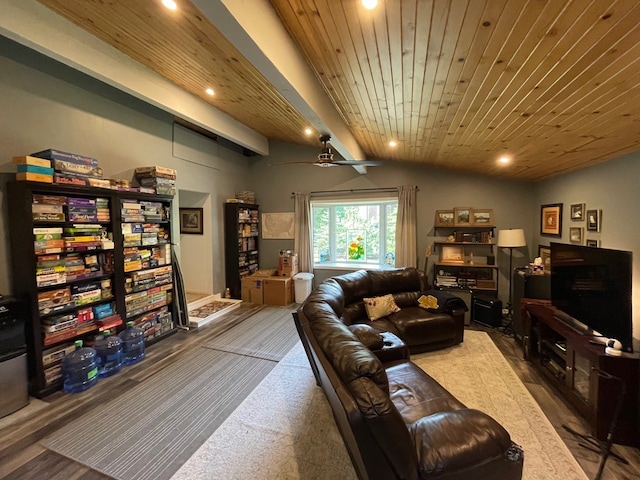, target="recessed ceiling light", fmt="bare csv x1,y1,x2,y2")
162,0,177,10
498,155,511,165
205,88,214,96
362,0,378,9
304,128,313,136
389,140,397,147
